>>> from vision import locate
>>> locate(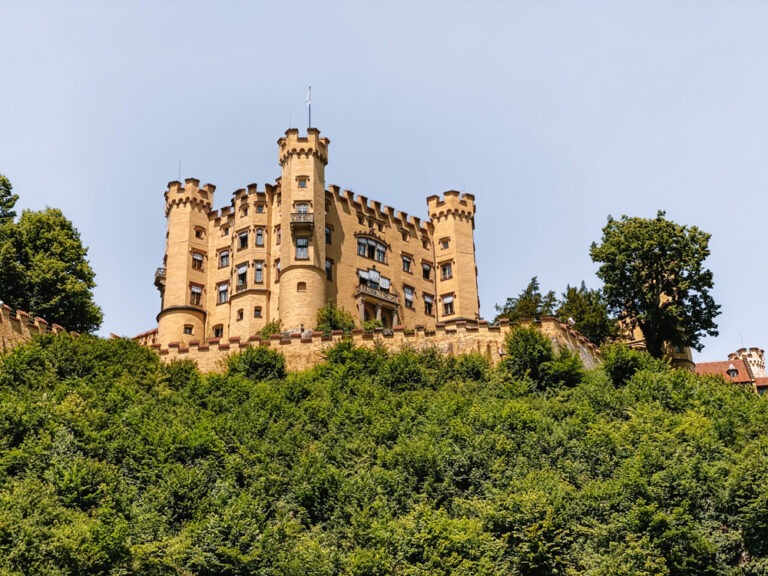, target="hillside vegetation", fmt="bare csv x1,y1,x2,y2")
2,333,768,575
